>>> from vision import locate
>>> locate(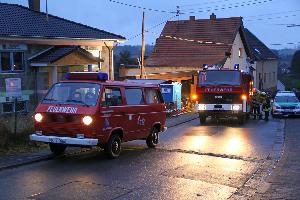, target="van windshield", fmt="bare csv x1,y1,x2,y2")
43,83,101,106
